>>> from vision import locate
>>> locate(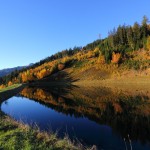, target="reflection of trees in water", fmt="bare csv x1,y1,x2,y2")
20,86,150,143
